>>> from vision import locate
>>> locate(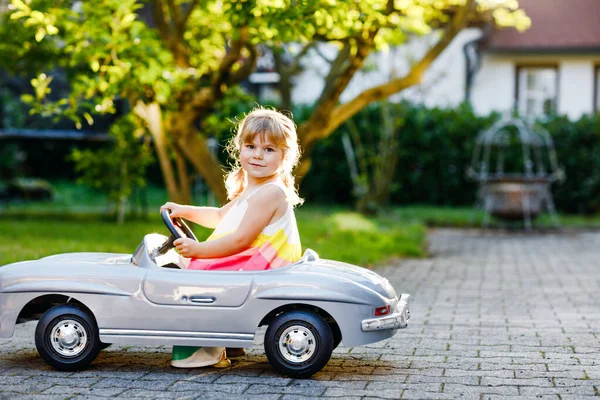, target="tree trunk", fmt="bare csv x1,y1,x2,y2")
372,101,400,207
117,157,128,224
172,132,228,204
165,89,229,205
273,49,292,111
134,101,188,204
174,151,192,203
